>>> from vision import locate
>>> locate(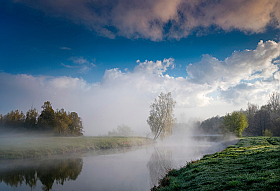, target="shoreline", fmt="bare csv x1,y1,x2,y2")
152,136,280,190
0,136,156,159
